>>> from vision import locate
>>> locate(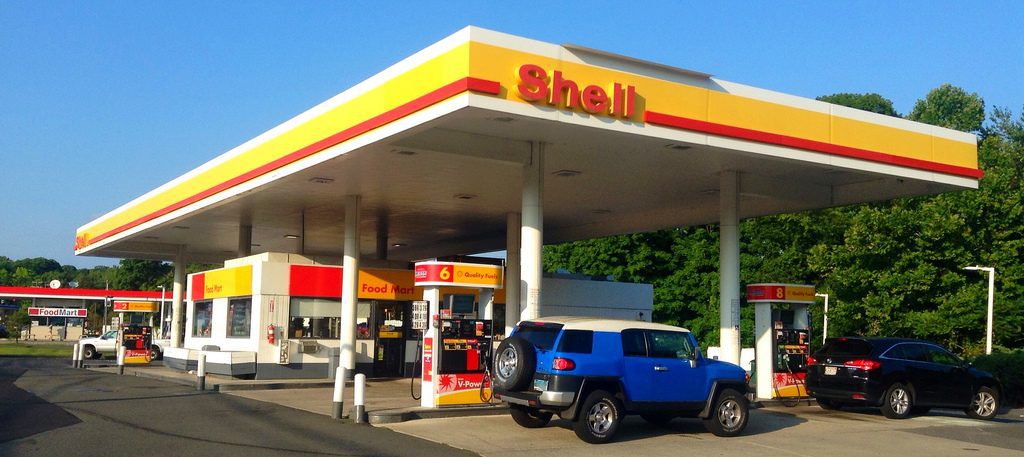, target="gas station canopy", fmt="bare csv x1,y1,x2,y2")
75,27,979,264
